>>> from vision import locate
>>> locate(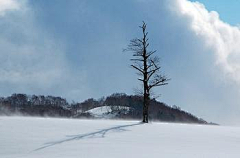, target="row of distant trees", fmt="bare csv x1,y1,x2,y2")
0,93,208,124
0,94,69,108
0,94,71,117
